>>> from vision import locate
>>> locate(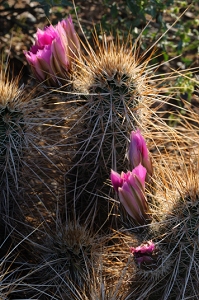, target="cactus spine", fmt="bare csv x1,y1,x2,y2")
128,153,199,299
66,34,163,226
0,65,28,215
